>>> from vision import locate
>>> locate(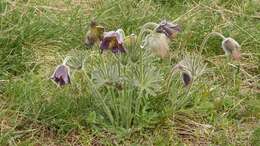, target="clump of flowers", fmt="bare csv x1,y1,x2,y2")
55,20,243,90
140,20,181,58
201,32,241,60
